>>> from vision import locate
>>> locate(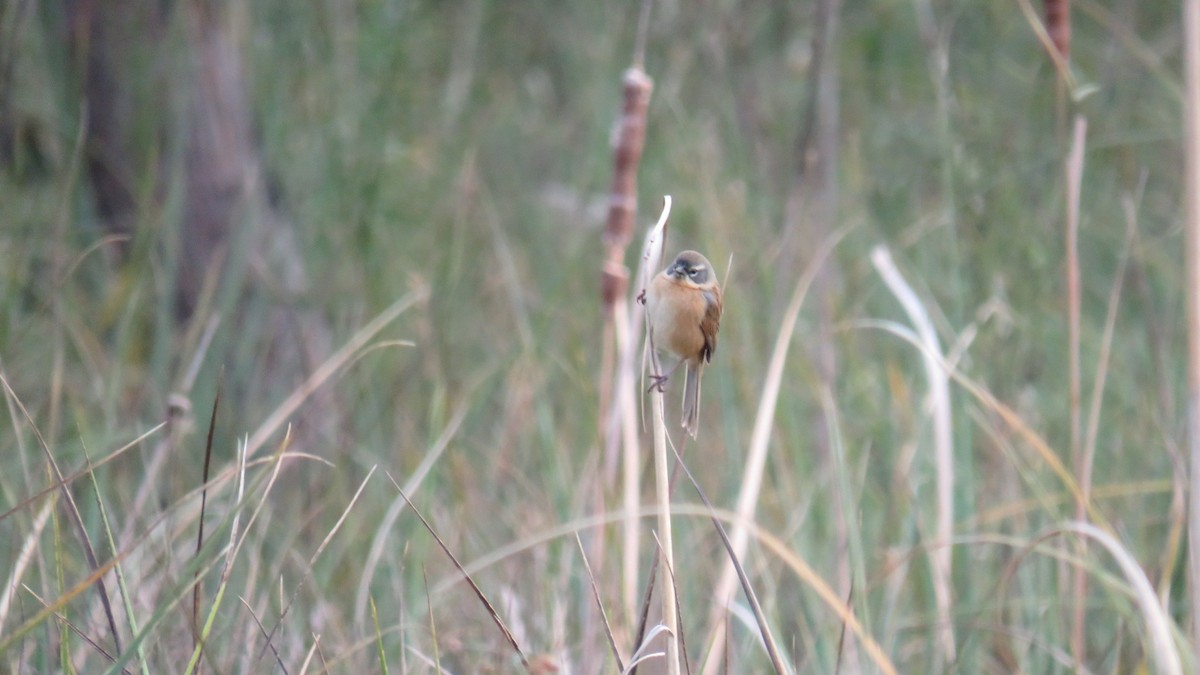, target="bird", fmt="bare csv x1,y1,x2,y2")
645,249,723,437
